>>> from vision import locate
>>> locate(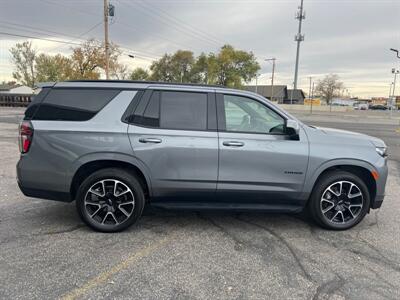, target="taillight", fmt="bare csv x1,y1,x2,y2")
19,121,34,154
